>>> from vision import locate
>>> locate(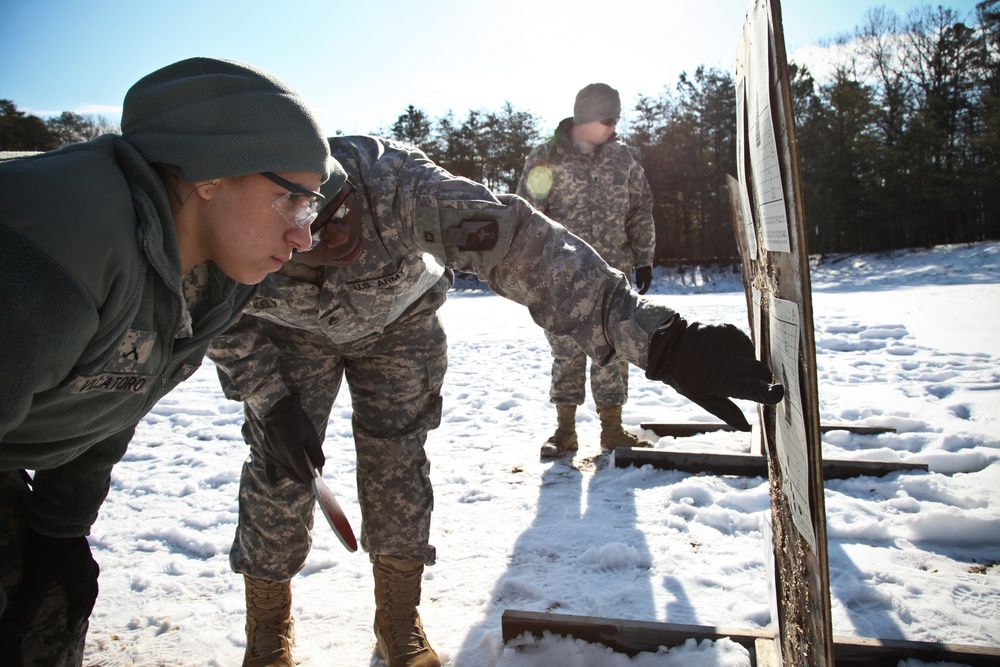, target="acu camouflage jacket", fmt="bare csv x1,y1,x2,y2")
517,117,656,274
209,136,675,417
